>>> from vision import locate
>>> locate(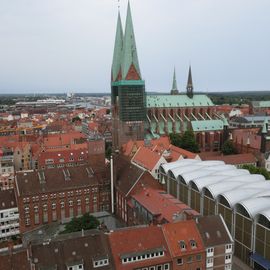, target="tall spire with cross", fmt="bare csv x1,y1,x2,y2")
121,1,141,80
186,65,194,98
170,67,179,95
